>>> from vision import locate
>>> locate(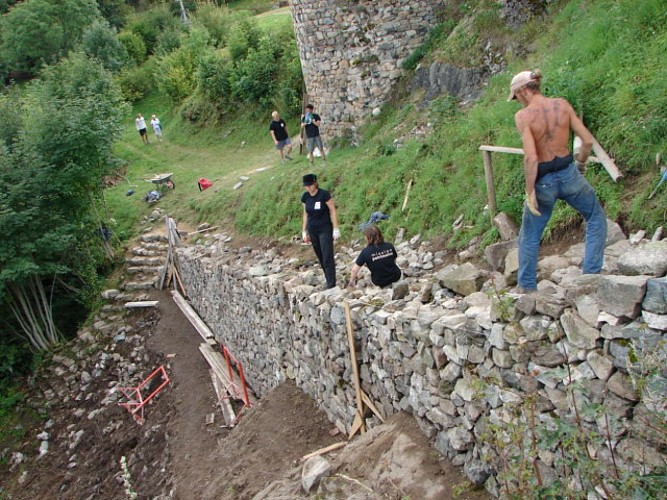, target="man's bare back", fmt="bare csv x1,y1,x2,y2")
516,95,573,163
